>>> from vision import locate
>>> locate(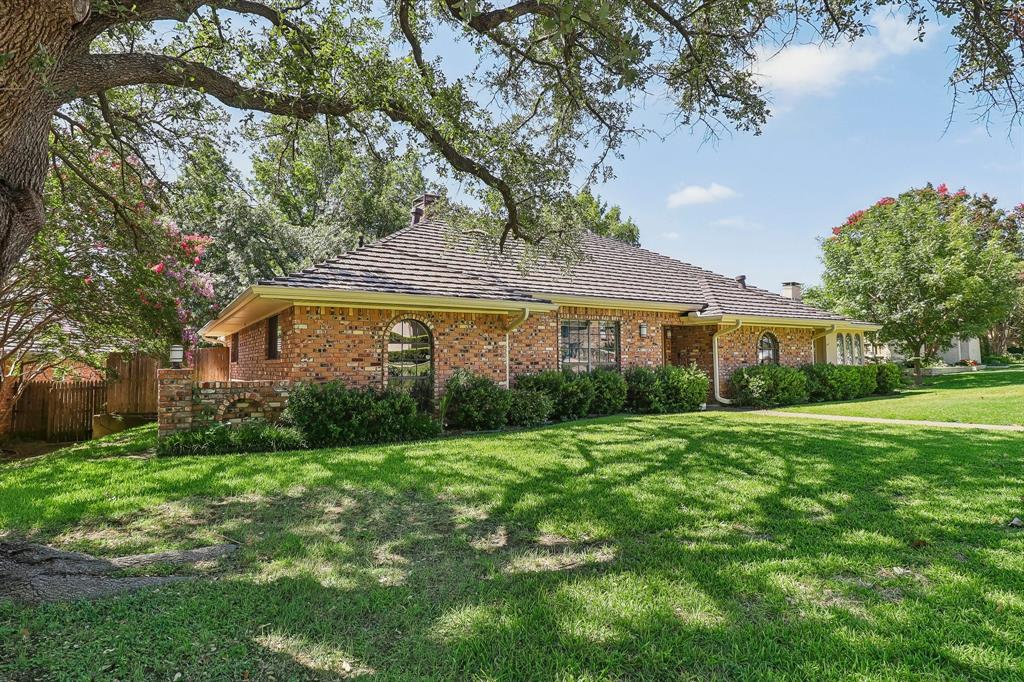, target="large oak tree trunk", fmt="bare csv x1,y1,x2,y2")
0,1,87,280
